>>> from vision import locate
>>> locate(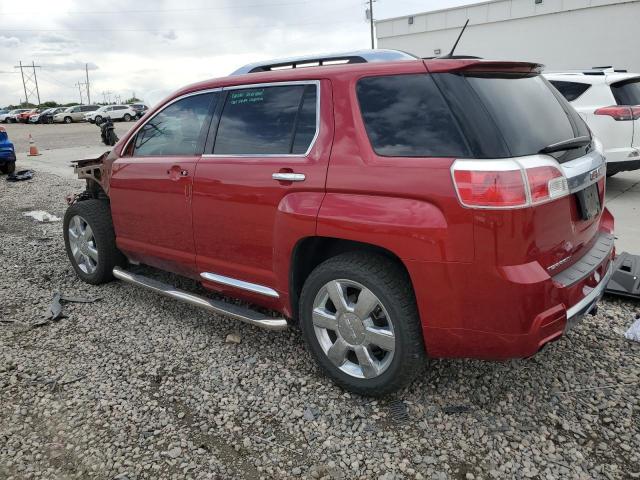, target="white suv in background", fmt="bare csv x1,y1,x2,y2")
545,69,640,176
85,105,136,123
